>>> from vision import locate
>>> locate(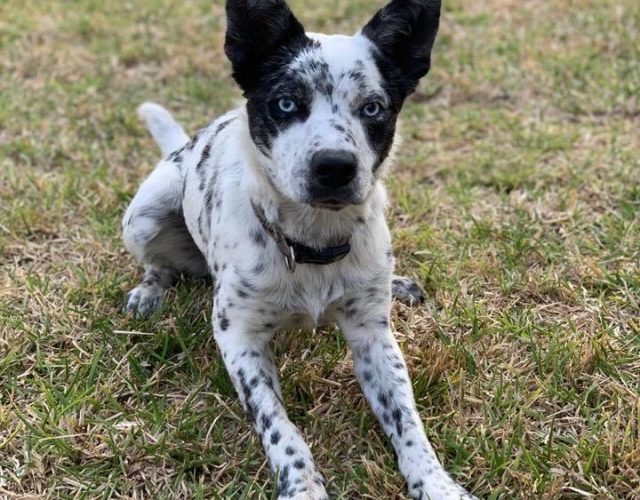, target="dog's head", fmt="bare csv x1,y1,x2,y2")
225,0,441,210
